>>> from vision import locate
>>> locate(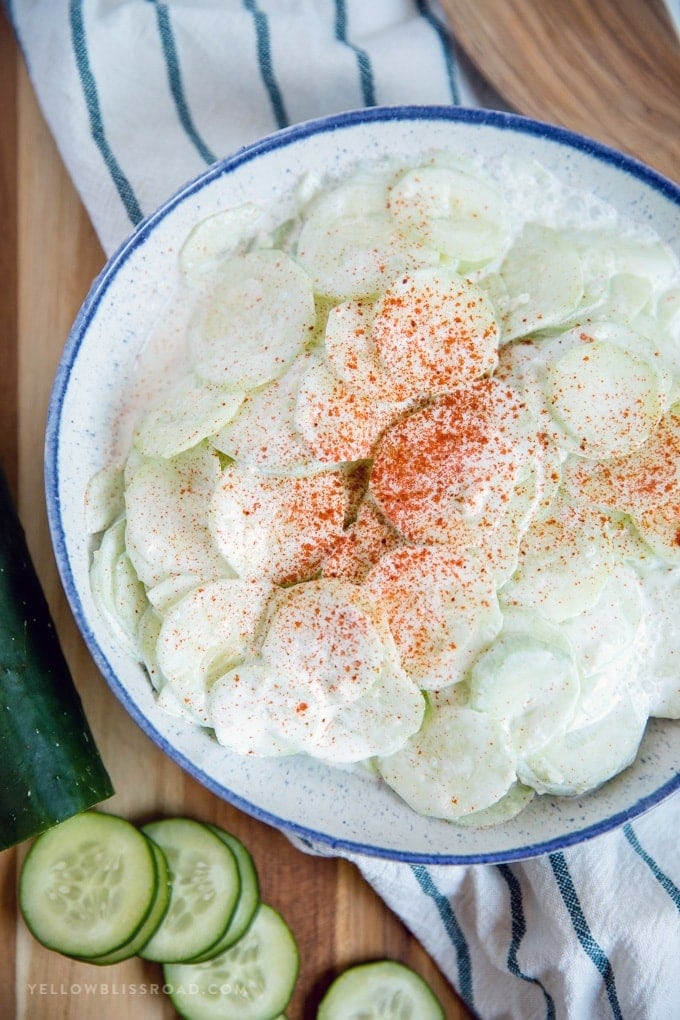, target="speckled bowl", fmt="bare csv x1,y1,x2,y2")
45,106,680,863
